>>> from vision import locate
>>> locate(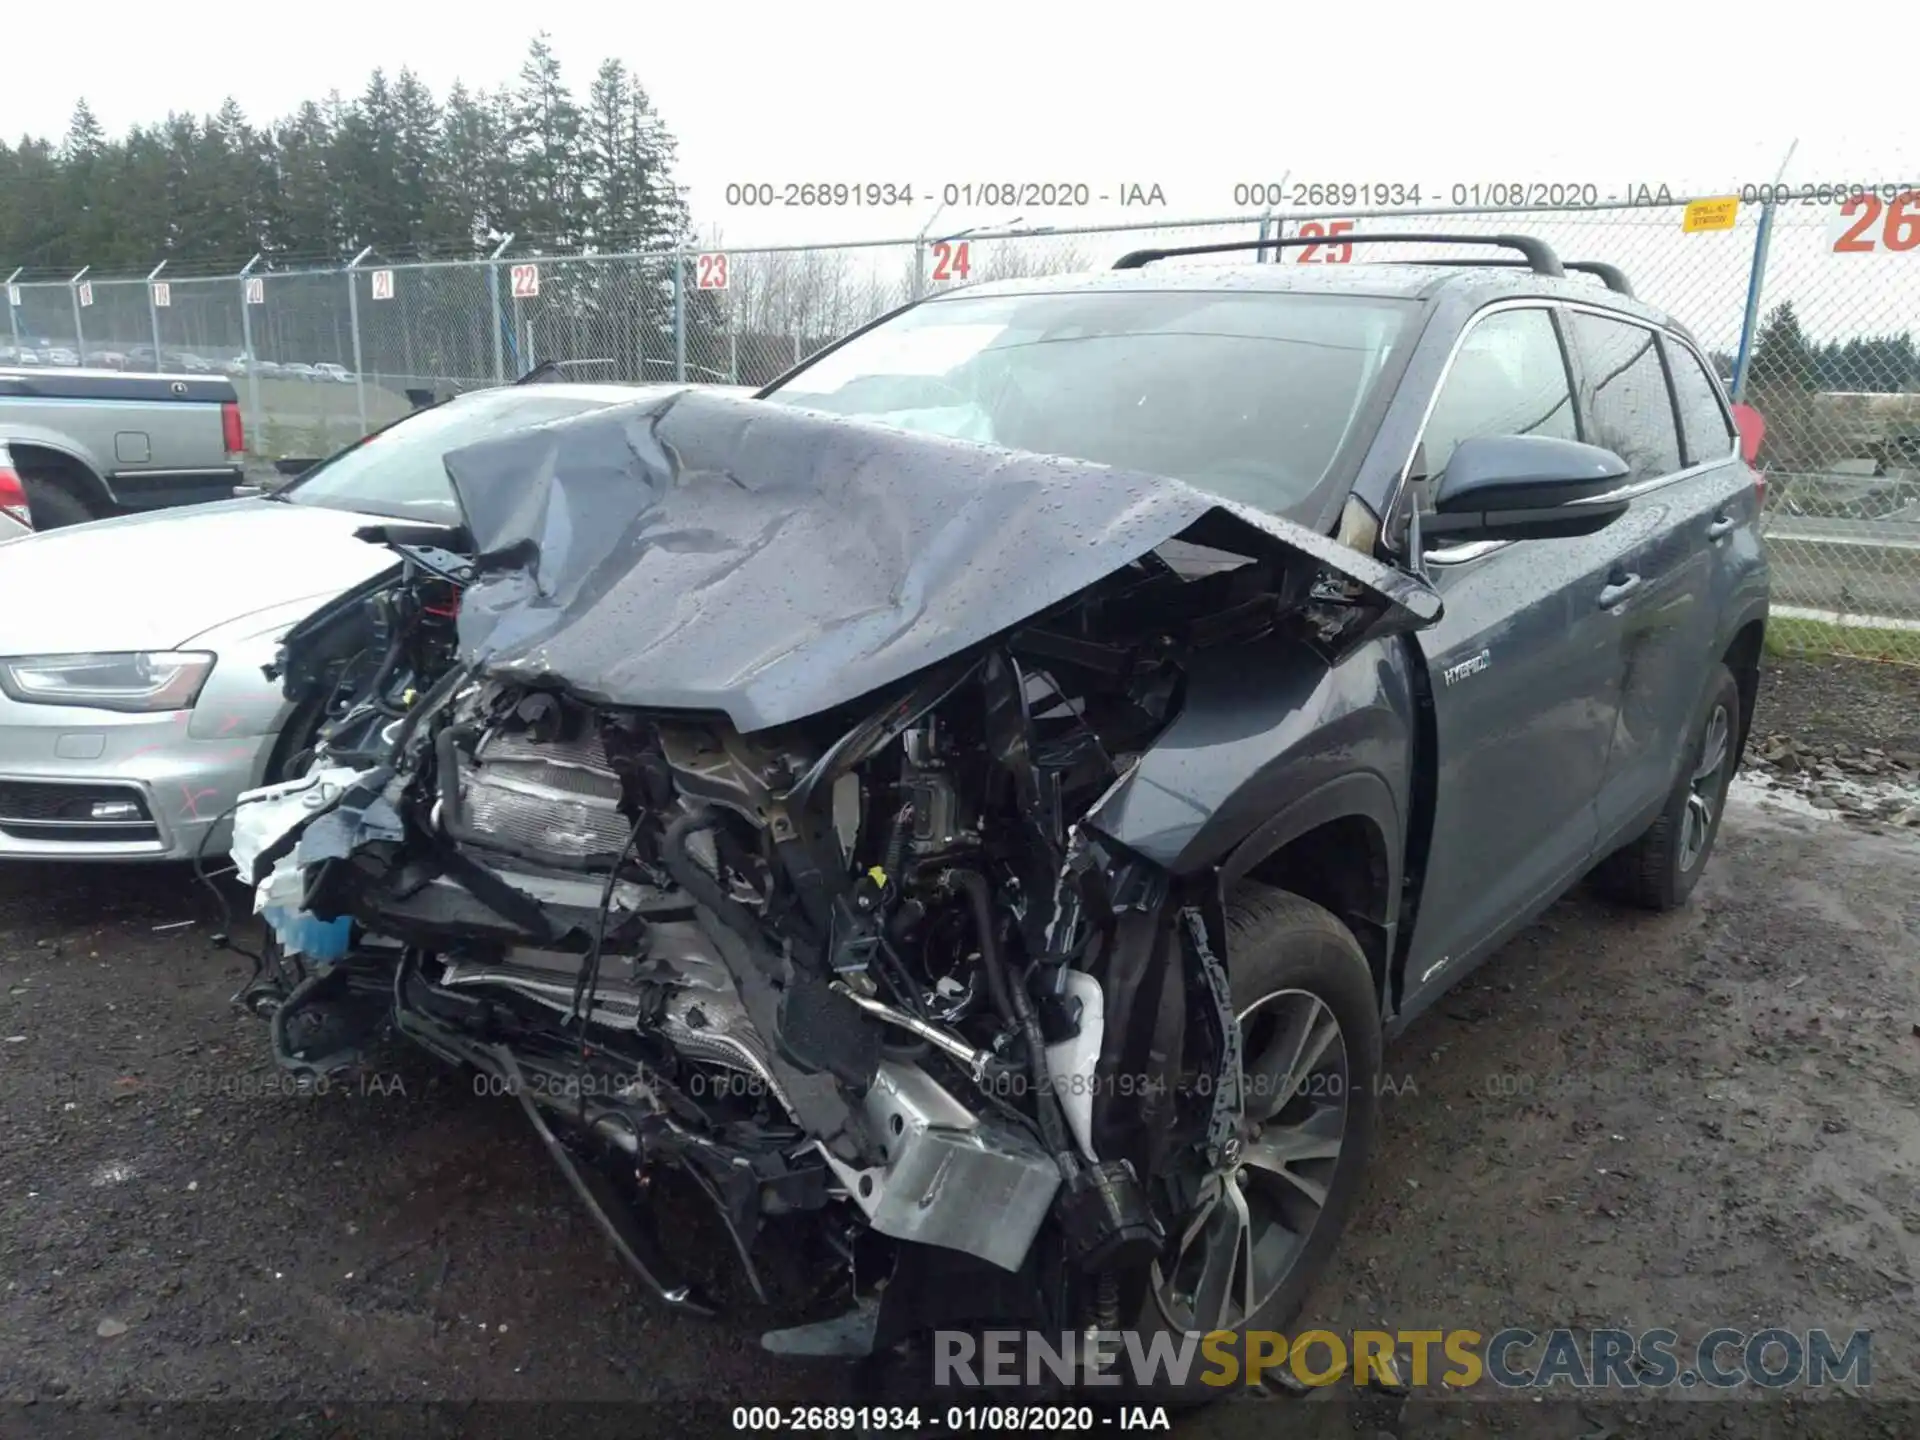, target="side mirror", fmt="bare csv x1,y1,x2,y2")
1426,434,1632,543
